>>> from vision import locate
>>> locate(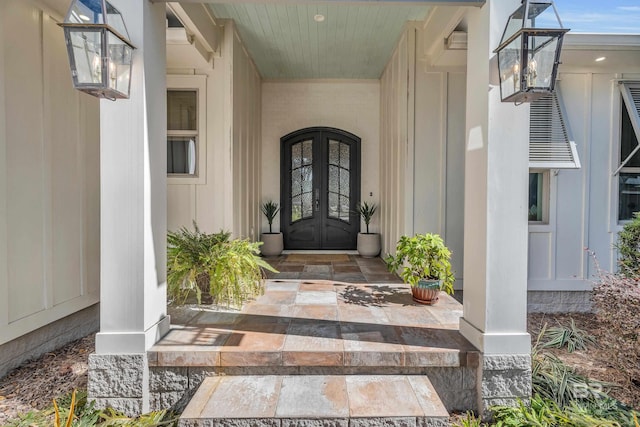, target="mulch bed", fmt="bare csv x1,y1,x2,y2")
0,335,94,425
